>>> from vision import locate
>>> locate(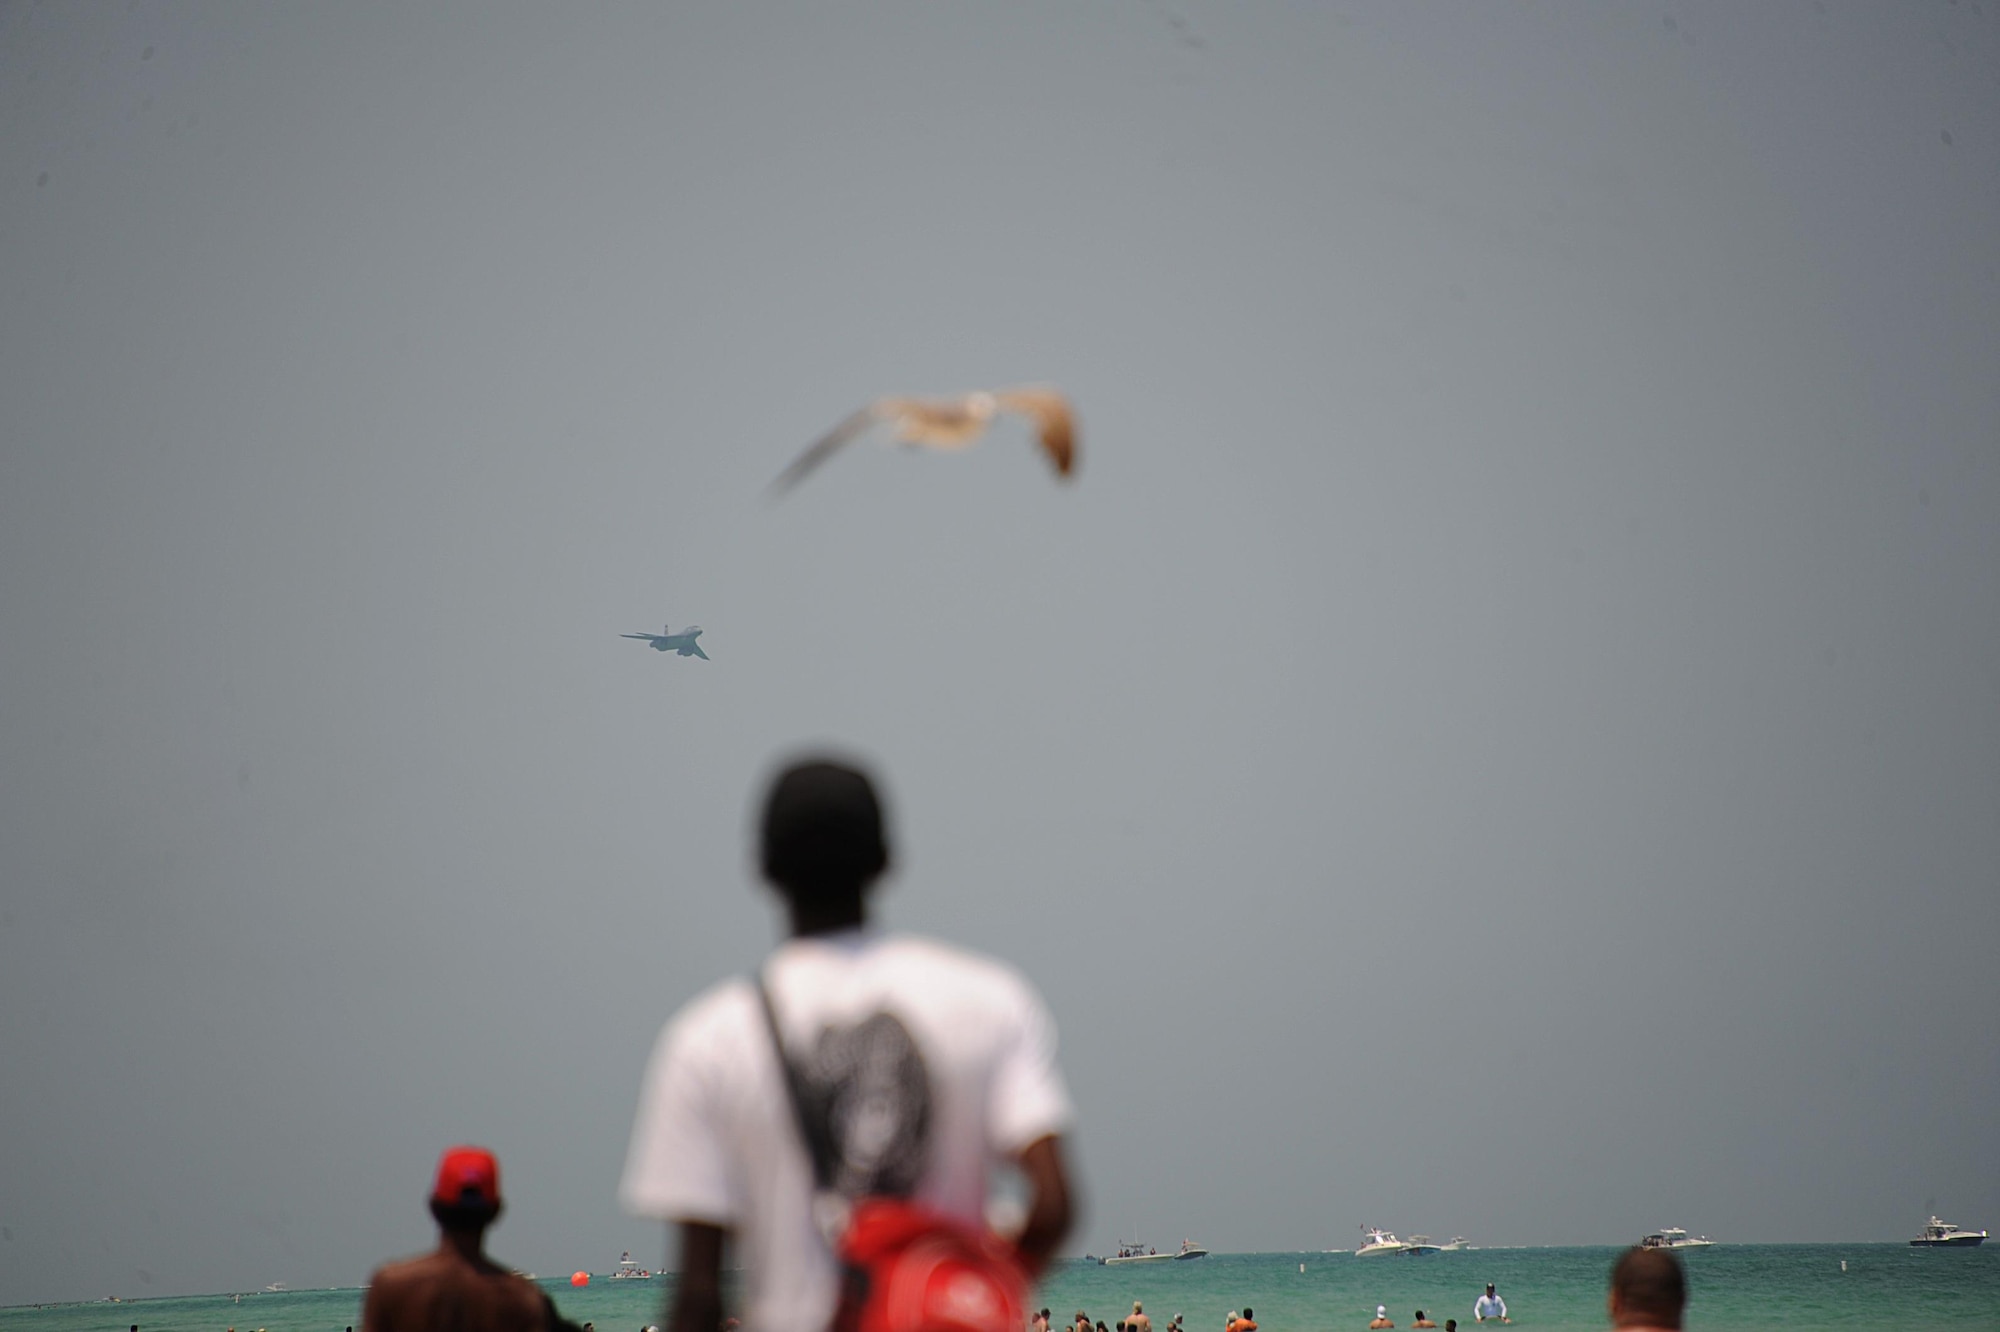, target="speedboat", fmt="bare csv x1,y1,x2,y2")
1439,1238,1472,1251
1640,1228,1714,1250
1401,1235,1442,1256
1104,1241,1174,1265
1173,1239,1209,1260
1356,1228,1409,1257
1911,1217,1987,1247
